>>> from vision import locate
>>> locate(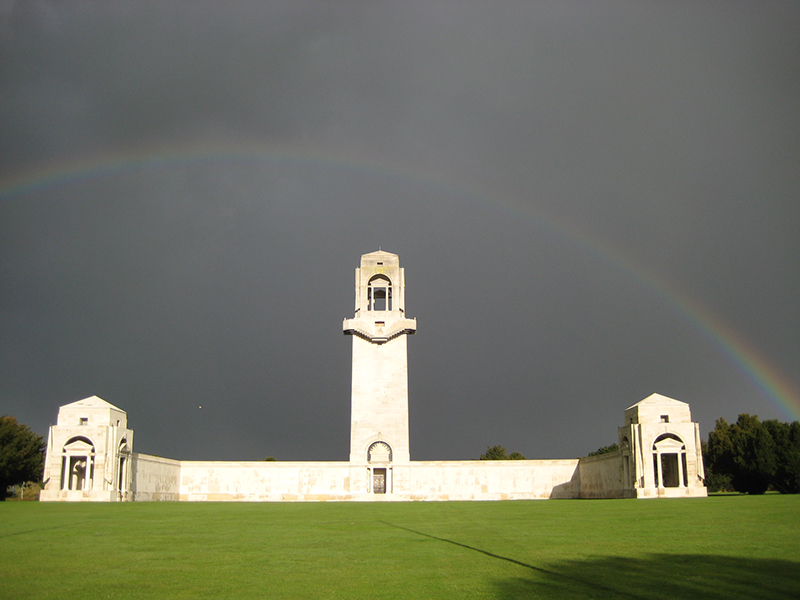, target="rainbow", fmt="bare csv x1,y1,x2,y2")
2,142,798,421
567,226,800,423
